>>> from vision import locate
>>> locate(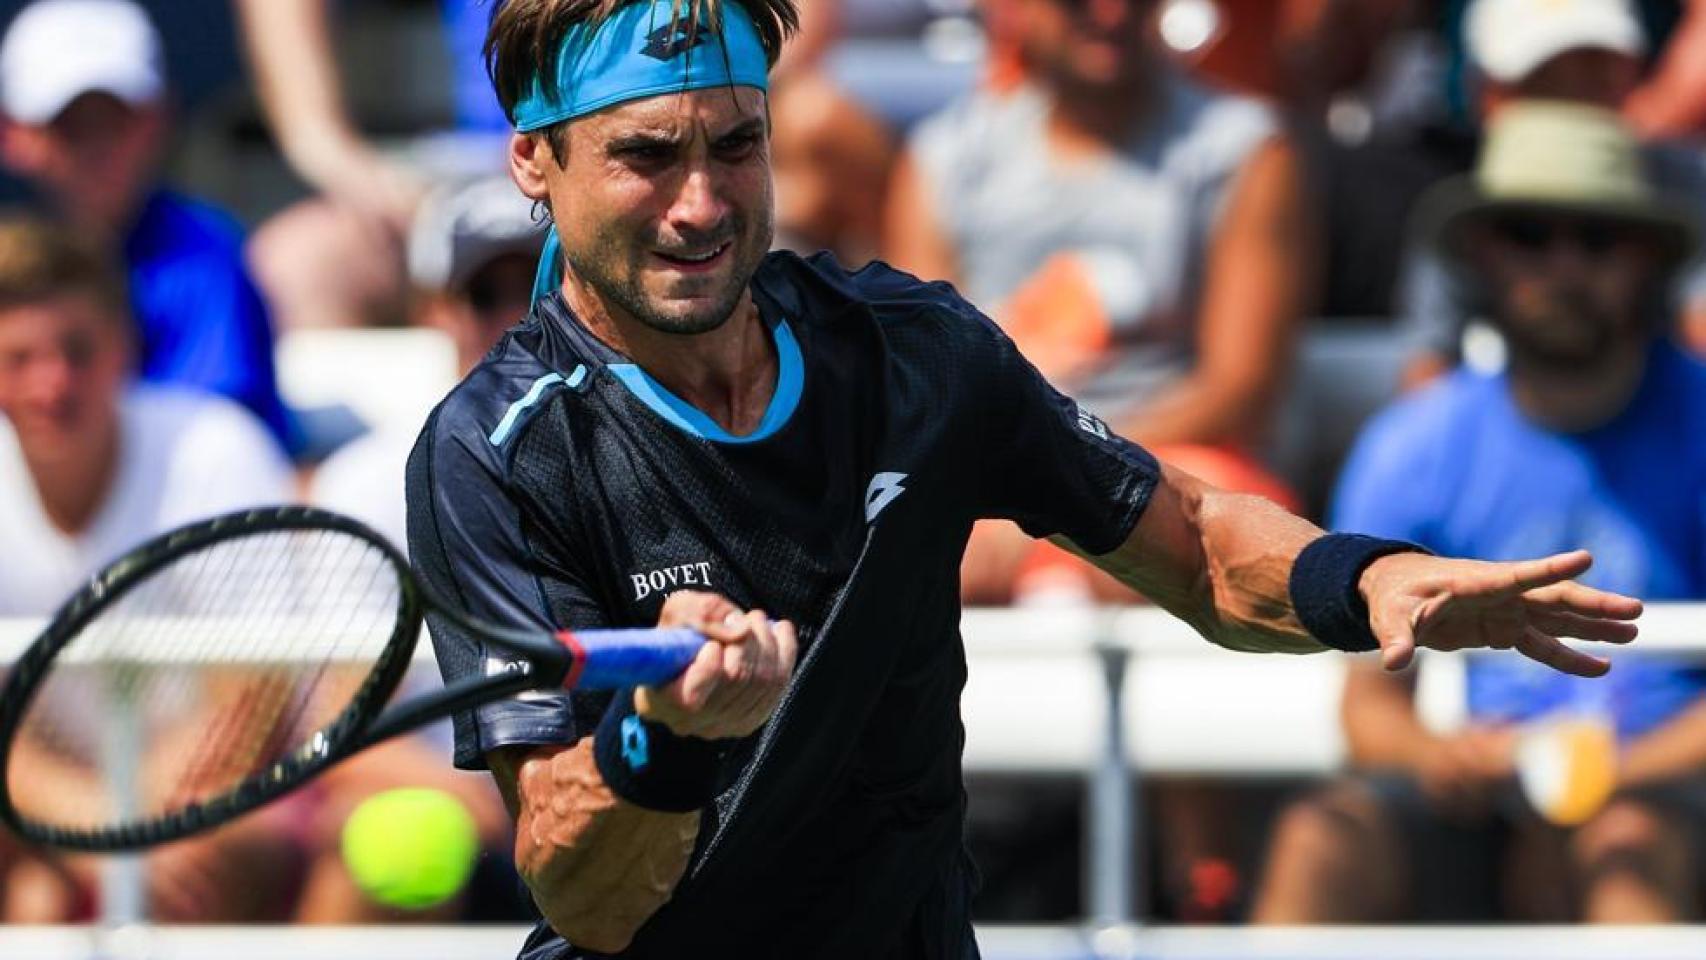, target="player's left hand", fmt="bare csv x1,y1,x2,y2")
1359,549,1642,676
